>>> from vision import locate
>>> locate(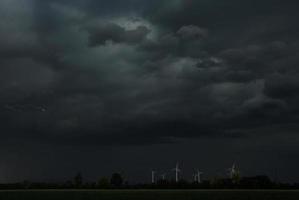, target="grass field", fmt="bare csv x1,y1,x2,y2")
1,190,299,200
